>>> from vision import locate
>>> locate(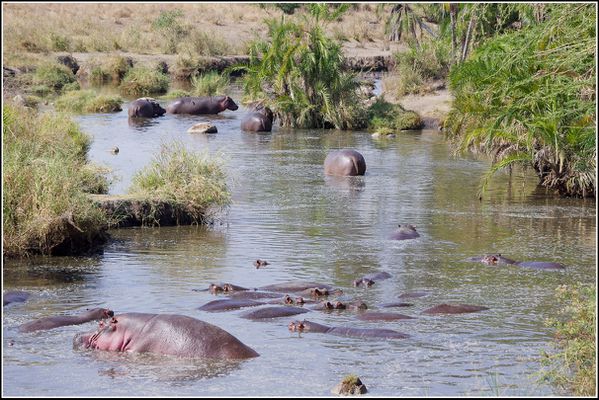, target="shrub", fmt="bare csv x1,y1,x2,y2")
3,103,109,257
55,90,122,113
367,98,423,132
129,142,230,222
190,72,230,96
119,66,169,96
33,63,76,91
